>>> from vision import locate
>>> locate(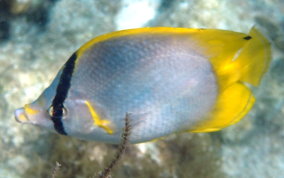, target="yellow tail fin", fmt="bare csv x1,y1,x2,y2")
190,27,271,132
